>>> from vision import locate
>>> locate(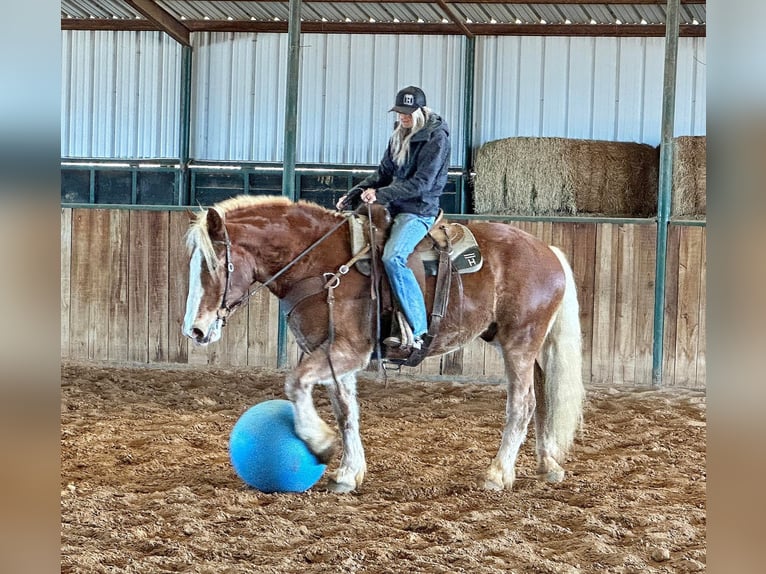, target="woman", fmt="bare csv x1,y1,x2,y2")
336,86,451,352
